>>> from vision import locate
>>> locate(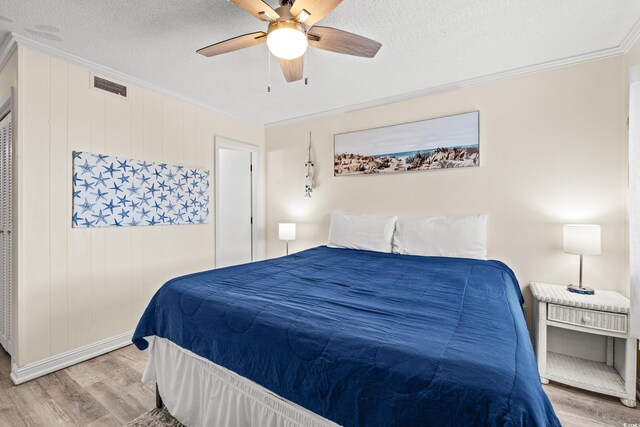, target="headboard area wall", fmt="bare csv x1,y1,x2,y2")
265,53,629,314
